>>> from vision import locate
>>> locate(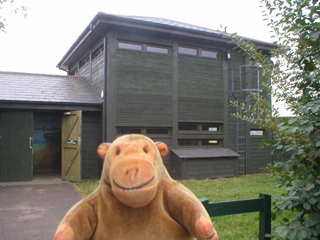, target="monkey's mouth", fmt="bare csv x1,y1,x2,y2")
112,176,155,191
